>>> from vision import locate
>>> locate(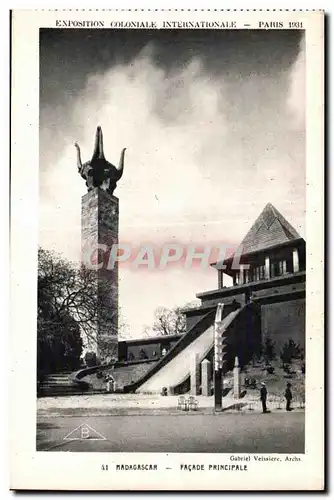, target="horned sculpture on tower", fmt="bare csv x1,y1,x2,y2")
75,126,126,195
